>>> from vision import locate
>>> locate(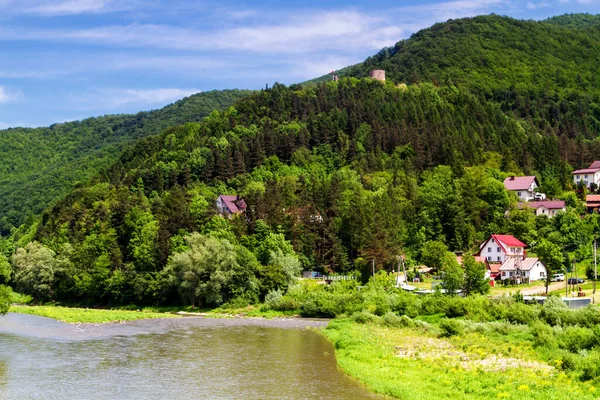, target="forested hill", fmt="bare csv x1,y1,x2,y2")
8,13,600,306
27,77,594,305
312,15,600,137
543,13,600,29
0,89,251,234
